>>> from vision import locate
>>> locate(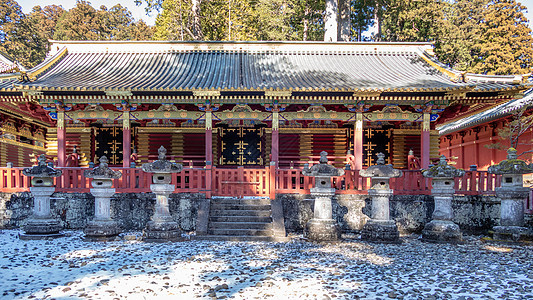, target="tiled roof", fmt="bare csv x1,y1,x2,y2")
1,41,528,95
3,41,473,92
0,51,21,74
438,88,533,135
